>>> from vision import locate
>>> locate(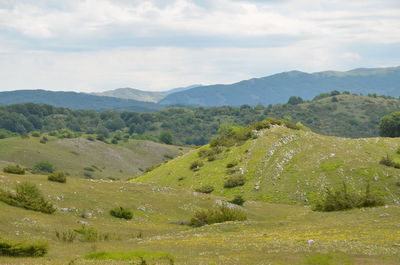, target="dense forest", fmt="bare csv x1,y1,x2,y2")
0,91,399,145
